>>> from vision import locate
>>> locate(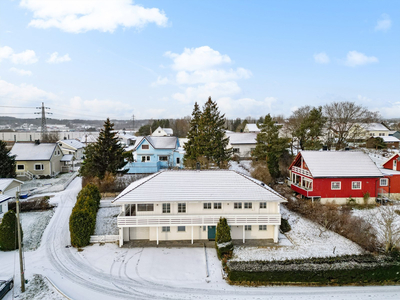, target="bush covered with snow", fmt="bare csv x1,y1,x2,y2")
0,210,23,251
216,217,233,259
